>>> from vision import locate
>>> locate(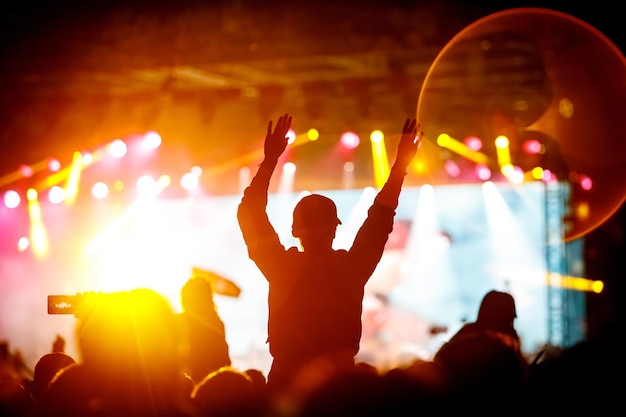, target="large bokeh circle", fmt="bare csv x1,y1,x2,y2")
417,8,626,241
